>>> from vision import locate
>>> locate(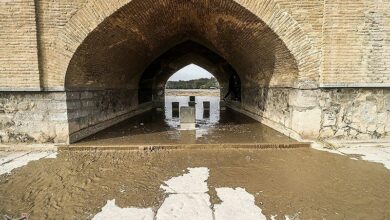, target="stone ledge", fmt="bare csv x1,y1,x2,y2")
0,144,58,151
59,143,311,151
323,139,390,148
